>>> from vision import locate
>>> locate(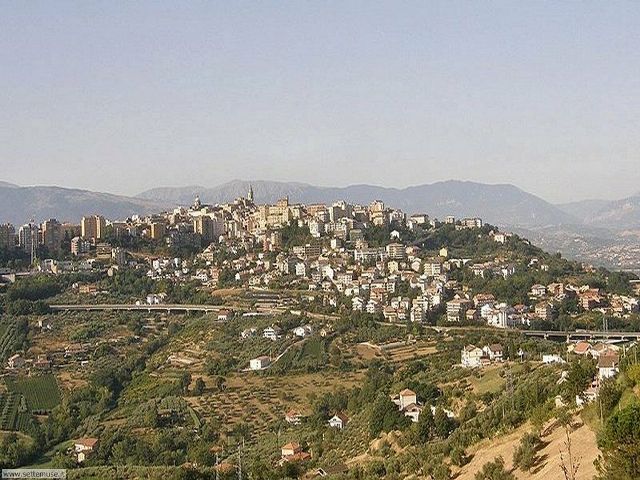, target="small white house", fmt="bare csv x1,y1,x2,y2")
482,344,503,362
576,385,598,407
249,356,271,370
293,325,313,338
542,354,566,364
598,354,619,380
403,403,422,423
285,410,302,425
74,438,99,463
263,326,282,341
398,389,417,410
328,413,349,429
146,293,167,305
